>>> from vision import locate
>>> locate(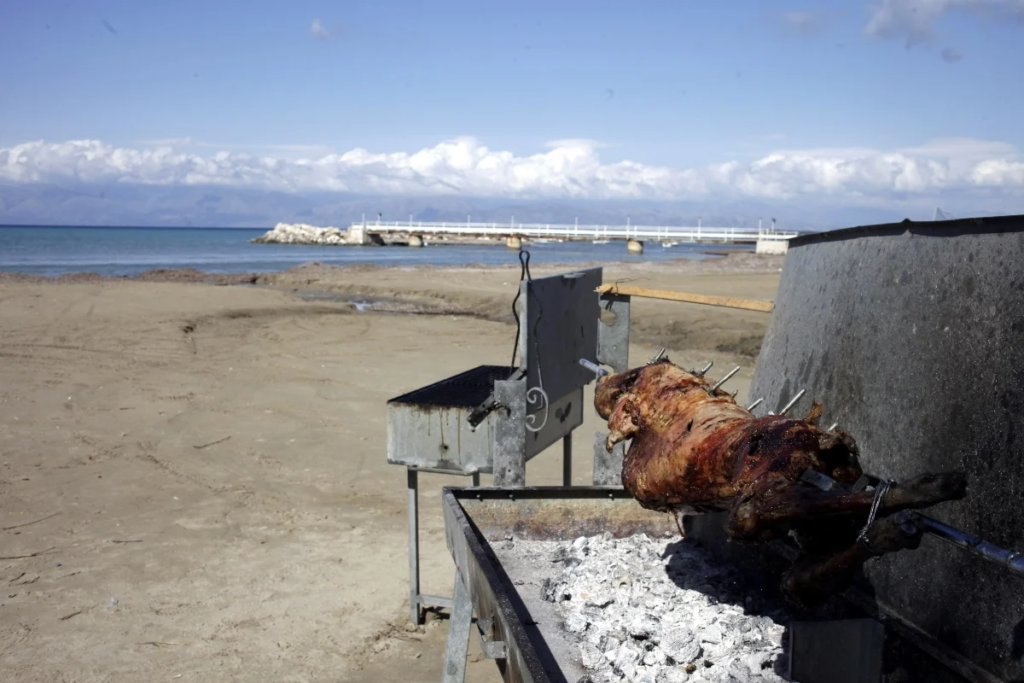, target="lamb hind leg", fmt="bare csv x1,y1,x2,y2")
727,472,966,542
781,510,926,607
